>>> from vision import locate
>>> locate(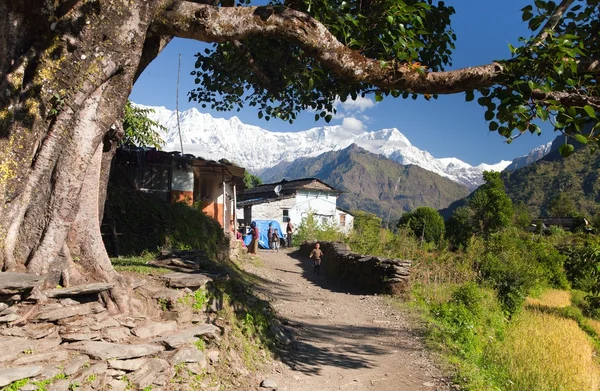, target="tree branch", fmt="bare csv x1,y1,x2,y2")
152,2,505,94
535,0,575,44
531,89,600,110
